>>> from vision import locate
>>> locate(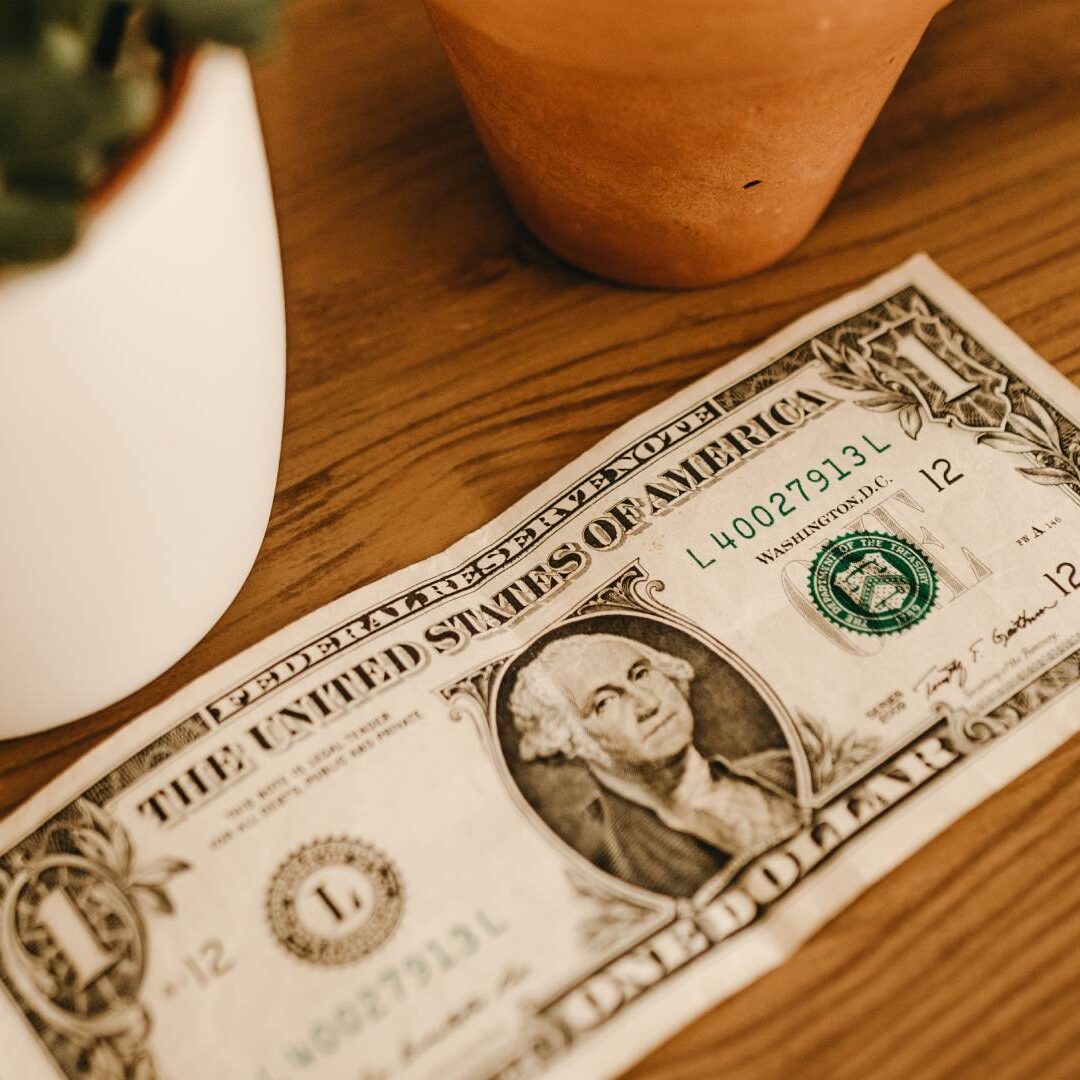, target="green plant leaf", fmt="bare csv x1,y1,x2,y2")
0,0,285,263
0,191,78,260
149,0,283,49
0,64,160,154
